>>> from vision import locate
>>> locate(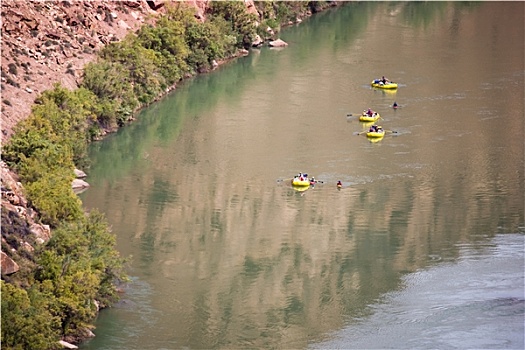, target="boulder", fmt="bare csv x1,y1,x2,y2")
1,251,20,275
146,1,164,11
58,340,78,349
268,39,288,47
252,34,263,47
72,178,90,189
30,223,51,242
74,168,87,178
